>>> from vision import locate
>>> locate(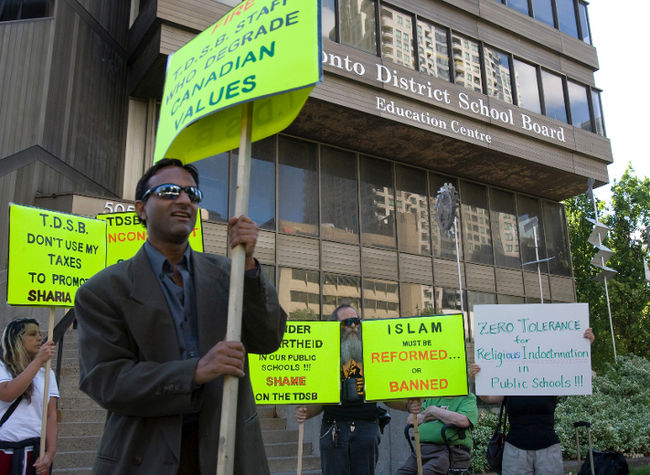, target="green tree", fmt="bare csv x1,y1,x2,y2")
565,165,650,369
